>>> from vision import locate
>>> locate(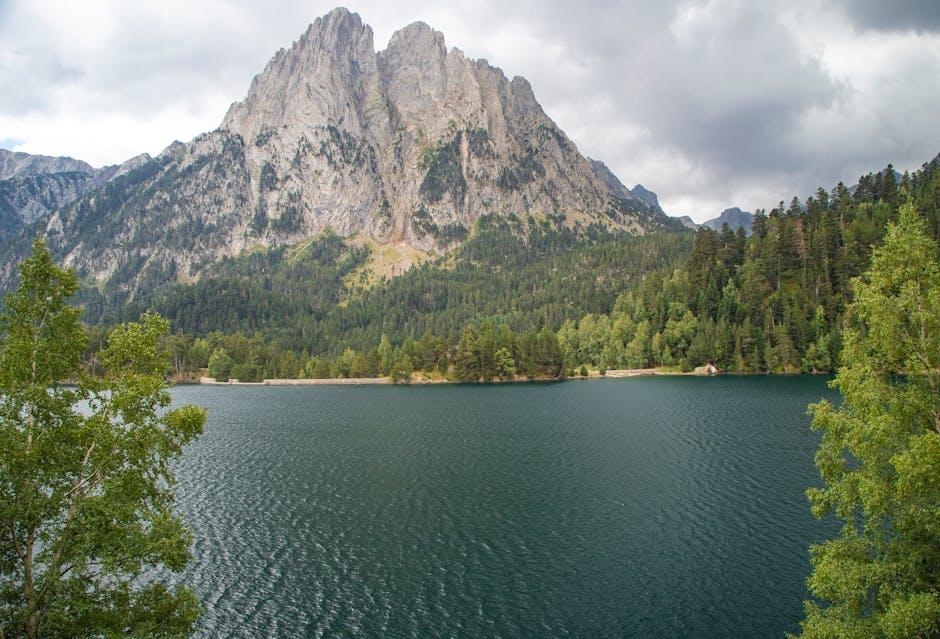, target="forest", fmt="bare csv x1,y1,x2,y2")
86,156,940,382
